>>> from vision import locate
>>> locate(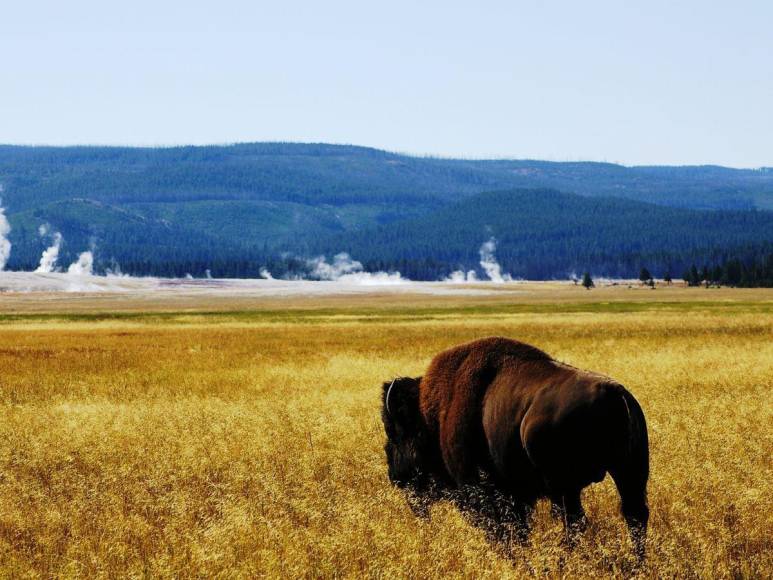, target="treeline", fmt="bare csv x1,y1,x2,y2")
89,251,773,287
117,256,309,279
6,188,772,282
681,254,773,287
